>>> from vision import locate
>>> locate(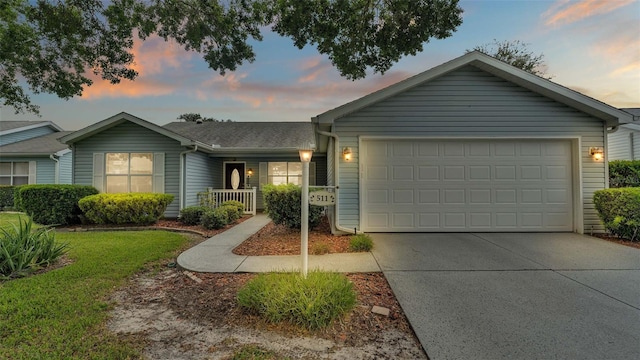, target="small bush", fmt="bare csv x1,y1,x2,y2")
201,207,228,229
262,183,323,229
0,186,18,210
311,242,330,255
0,217,68,279
179,206,208,225
237,271,356,330
593,187,640,241
221,204,242,223
78,193,174,225
609,160,640,188
221,200,245,214
15,185,98,225
349,234,374,252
